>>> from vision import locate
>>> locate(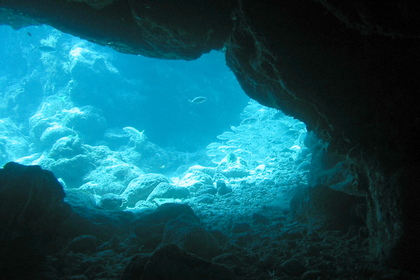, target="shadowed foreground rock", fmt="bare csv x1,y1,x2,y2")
0,162,72,277
122,244,235,280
